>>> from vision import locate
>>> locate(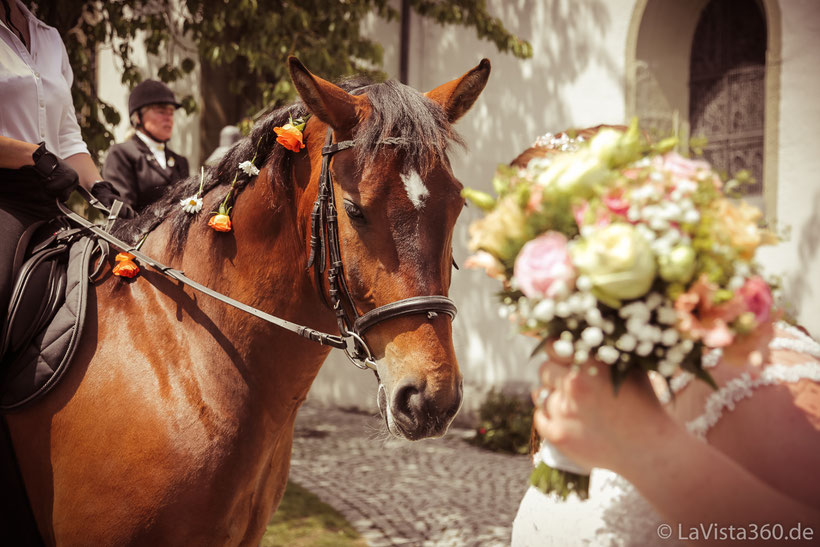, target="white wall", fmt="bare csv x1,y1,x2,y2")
756,0,820,337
